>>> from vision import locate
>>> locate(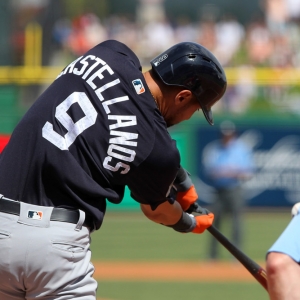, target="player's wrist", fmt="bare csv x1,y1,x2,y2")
167,212,196,233
173,167,192,192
